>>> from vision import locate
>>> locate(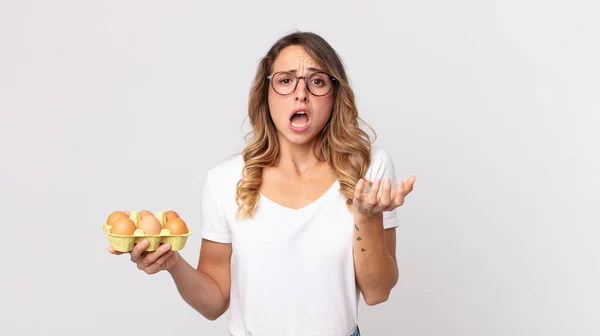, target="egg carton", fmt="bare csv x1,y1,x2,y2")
102,210,192,252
